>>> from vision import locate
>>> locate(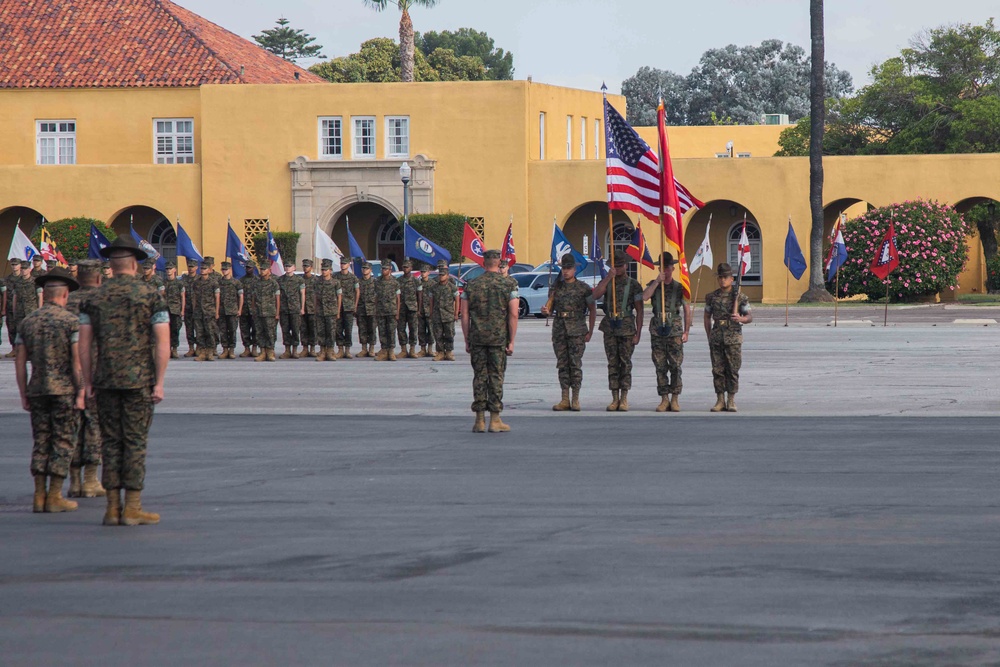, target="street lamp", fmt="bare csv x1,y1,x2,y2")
399,162,411,225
